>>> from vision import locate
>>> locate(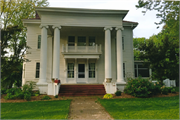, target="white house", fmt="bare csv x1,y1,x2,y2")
22,7,138,95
